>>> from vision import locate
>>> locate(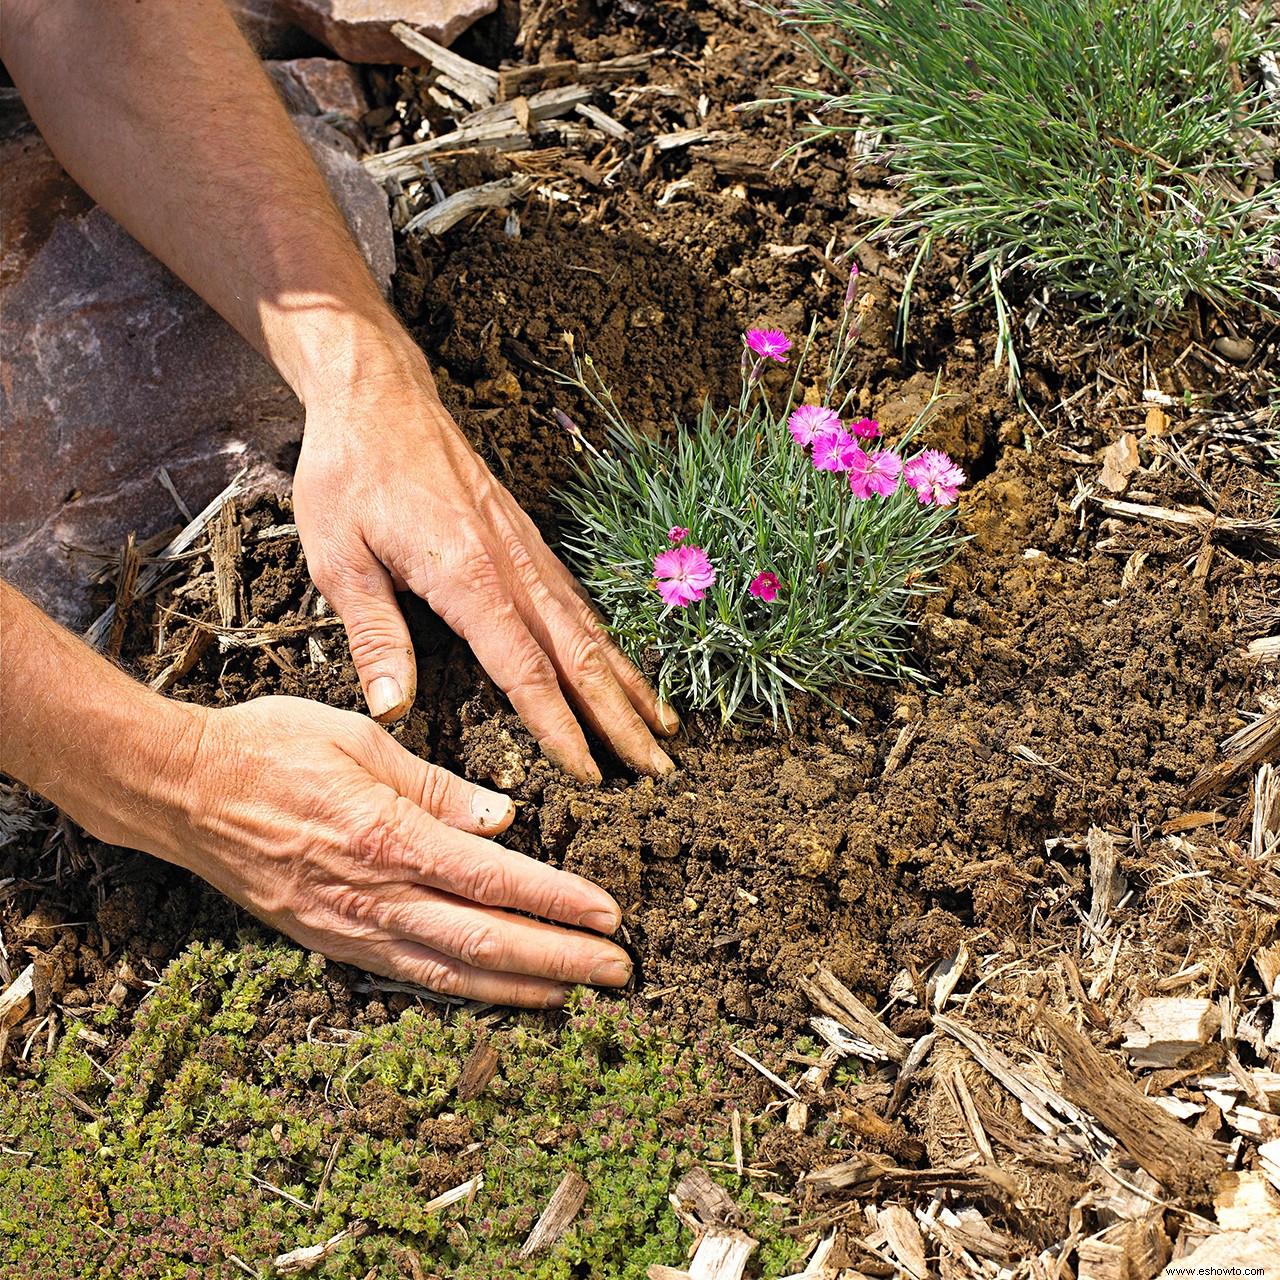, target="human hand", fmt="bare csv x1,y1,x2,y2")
292,345,677,783
146,696,633,1007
